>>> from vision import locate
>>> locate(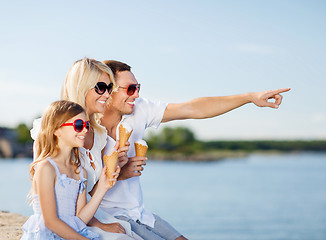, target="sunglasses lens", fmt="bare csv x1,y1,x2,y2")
107,82,113,95
127,84,140,96
95,82,107,95
95,82,113,95
74,119,84,132
127,85,135,96
86,121,90,131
